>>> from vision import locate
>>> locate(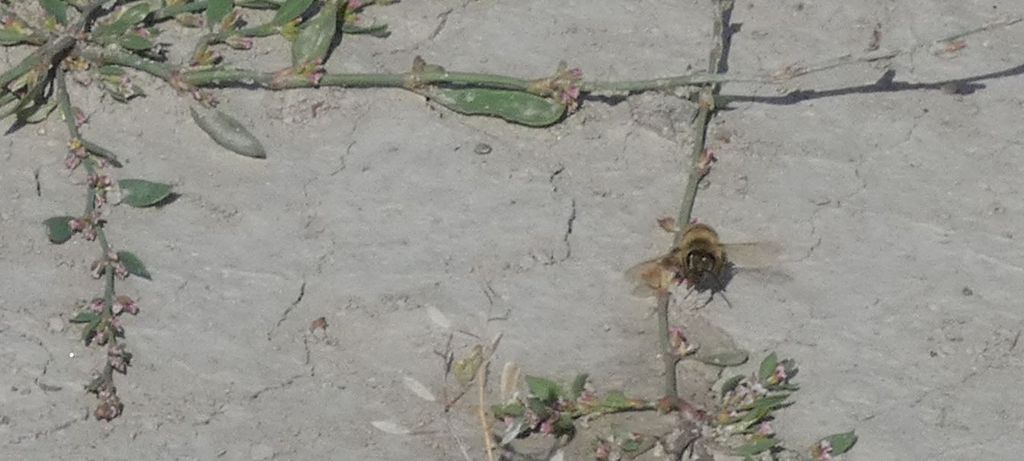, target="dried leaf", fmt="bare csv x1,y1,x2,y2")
402,376,436,402
424,304,451,330
370,420,410,435
452,345,483,386
499,362,520,402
